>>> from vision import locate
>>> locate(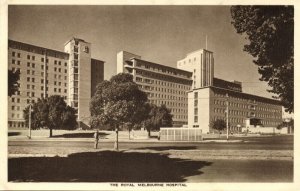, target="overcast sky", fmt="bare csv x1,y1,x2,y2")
9,5,276,99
